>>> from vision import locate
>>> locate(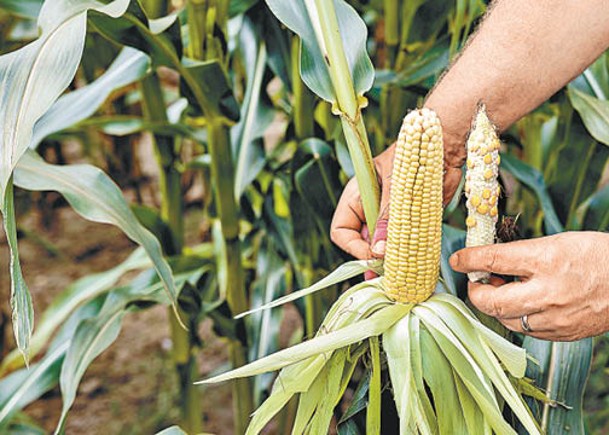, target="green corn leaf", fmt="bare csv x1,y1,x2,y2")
267,0,380,233
419,324,468,434
569,86,609,146
522,337,592,434
265,0,374,104
55,304,130,433
546,112,608,225
5,417,47,435
30,47,151,149
308,350,348,434
0,249,150,375
248,242,288,402
198,303,408,384
384,314,437,434
574,182,609,231
500,153,564,235
320,282,389,335
338,370,370,426
13,151,181,322
293,138,343,228
0,0,43,19
292,361,328,434
54,262,205,433
367,337,381,435
0,342,67,427
91,3,235,120
0,0,130,364
1,181,32,363
582,54,609,99
432,295,527,378
415,307,514,435
423,298,539,434
336,344,368,408
155,426,189,435
439,225,466,298
74,114,200,141
409,315,437,433
233,16,274,199
235,259,382,319
453,372,487,435
0,0,129,202
90,1,181,69
229,0,258,17
0,296,105,427
246,356,326,435
383,314,415,433
180,59,240,121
